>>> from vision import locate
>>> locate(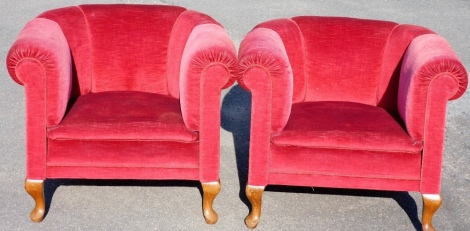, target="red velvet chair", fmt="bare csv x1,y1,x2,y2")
6,4,236,224
237,17,468,230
